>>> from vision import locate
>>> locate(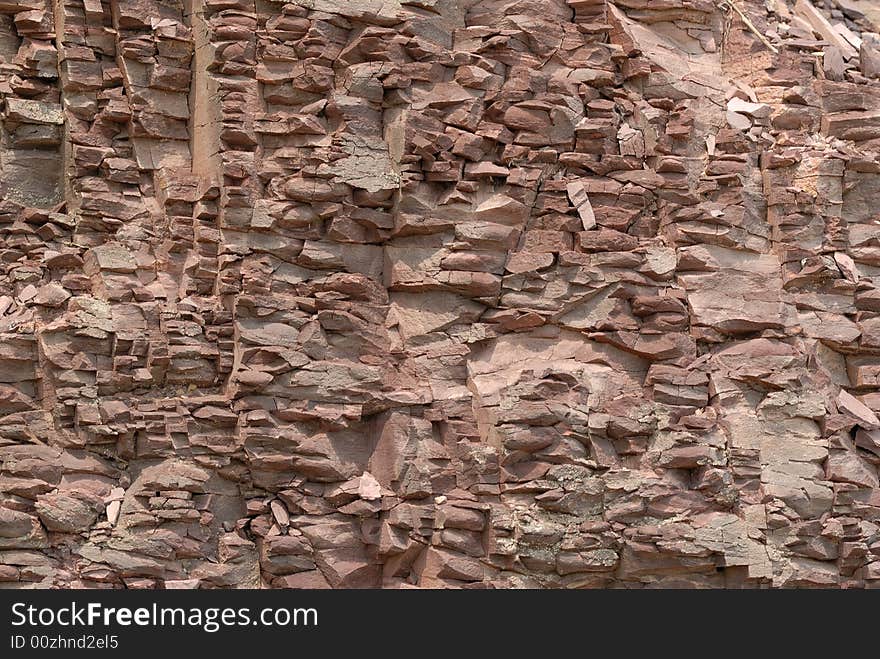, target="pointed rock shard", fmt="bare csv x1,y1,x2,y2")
795,0,858,57
834,252,860,282
566,181,597,230
855,428,880,457
358,472,382,501
726,110,752,131
106,500,121,526
105,486,124,526
474,194,528,226
270,500,290,528
838,389,880,429
727,97,770,119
